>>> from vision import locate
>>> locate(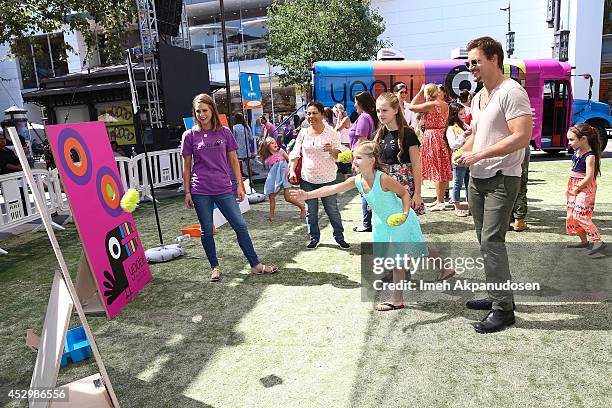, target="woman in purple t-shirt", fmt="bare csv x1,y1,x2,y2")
182,94,278,281
349,91,378,232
